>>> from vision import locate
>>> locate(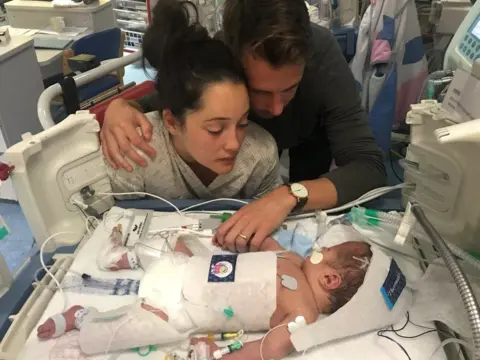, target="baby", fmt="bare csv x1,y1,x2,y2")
37,233,372,359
